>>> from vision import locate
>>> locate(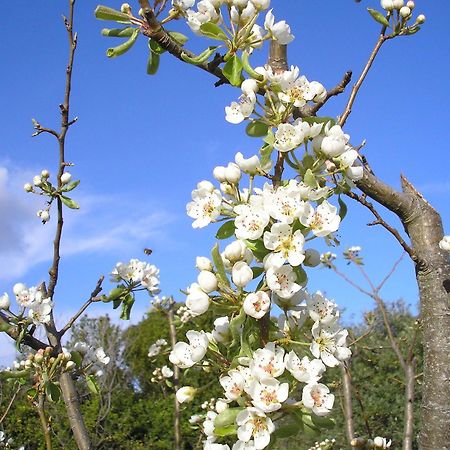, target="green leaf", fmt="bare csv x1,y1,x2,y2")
86,375,100,394
259,142,274,169
214,425,237,437
302,116,336,127
45,382,61,403
211,243,229,286
216,220,236,240
181,46,218,65
108,286,127,301
338,196,348,220
60,195,80,209
94,5,131,23
273,422,300,438
60,180,80,192
311,414,335,429
302,154,315,171
263,130,275,145
245,239,270,262
214,407,243,428
241,50,264,81
101,27,135,37
120,293,135,320
246,121,269,137
229,308,246,349
168,31,189,46
147,51,160,75
70,351,83,367
222,55,243,86
251,266,264,279
149,38,166,55
106,28,139,58
367,8,390,27
304,169,317,188
293,265,308,286
302,413,321,435
199,22,228,41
